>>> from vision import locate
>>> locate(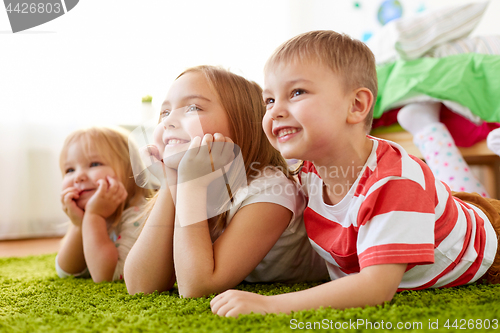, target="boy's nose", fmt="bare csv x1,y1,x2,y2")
268,101,288,120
